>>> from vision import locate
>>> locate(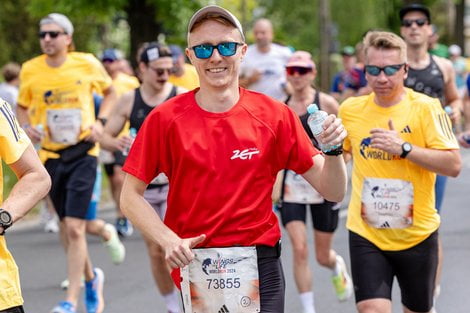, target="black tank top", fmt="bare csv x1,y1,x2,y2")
405,55,445,105
285,90,320,149
129,86,177,131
